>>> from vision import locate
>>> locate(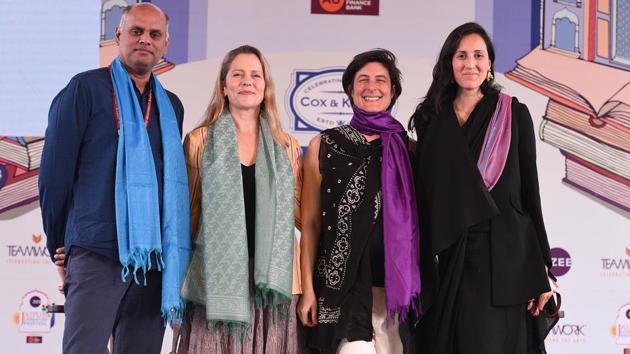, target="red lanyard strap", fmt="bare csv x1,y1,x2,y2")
108,65,153,134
